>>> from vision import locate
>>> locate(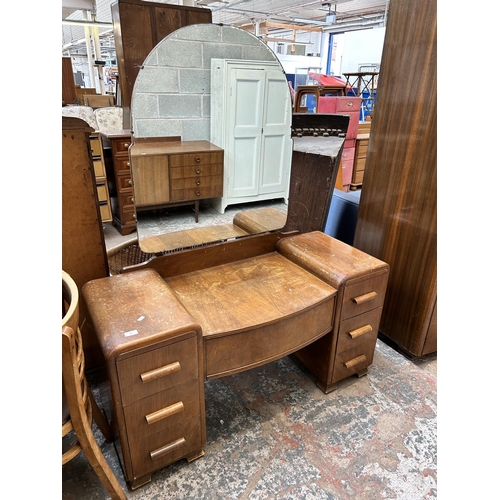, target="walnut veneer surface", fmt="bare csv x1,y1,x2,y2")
353,0,436,357
83,230,388,487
